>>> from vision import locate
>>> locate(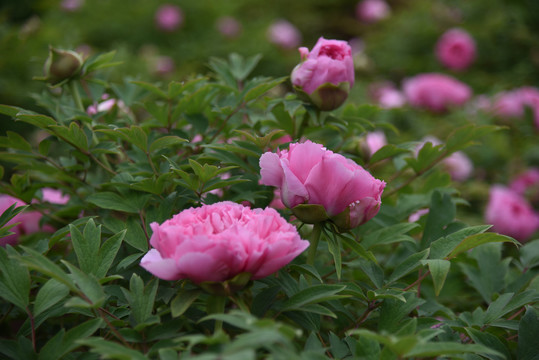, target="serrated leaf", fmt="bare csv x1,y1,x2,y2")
448,233,520,259
171,289,201,317
16,113,57,128
0,104,25,117
122,274,158,326
429,225,492,259
70,220,100,275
